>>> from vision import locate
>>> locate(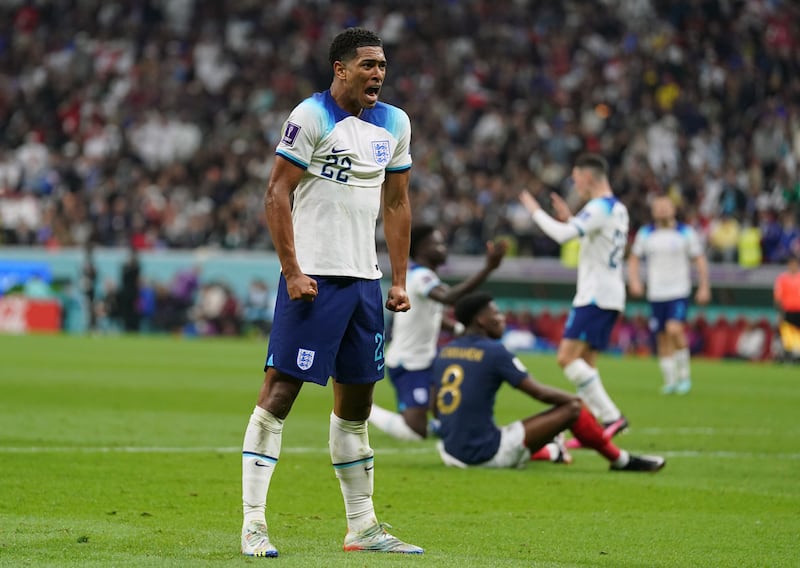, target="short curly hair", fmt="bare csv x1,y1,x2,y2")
329,27,382,66
454,291,494,327
409,224,437,259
